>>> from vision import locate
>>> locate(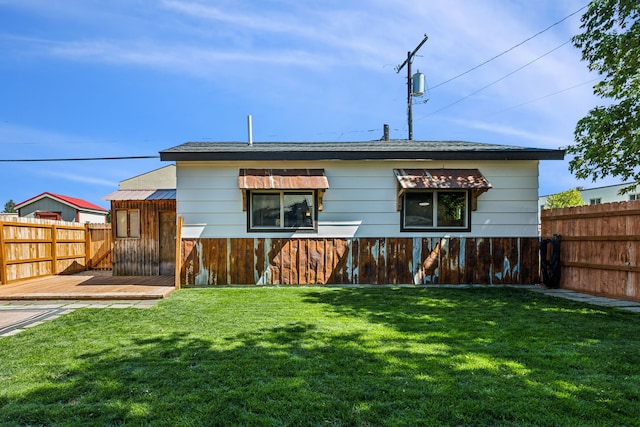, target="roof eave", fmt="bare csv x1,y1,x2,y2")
160,149,565,162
